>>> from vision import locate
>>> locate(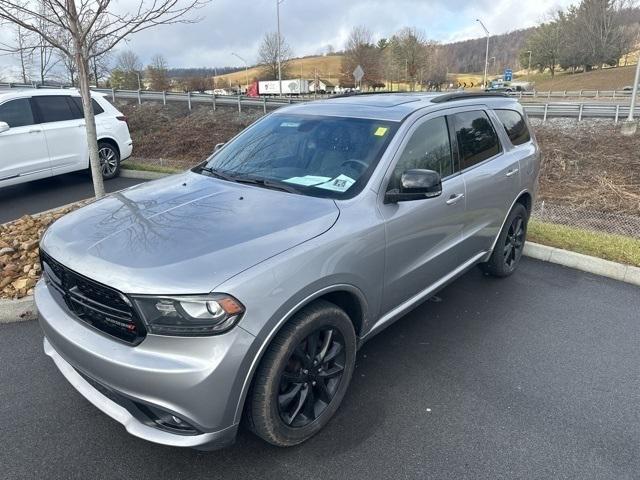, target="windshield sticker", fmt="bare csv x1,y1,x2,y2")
316,174,356,192
283,175,332,186
374,127,389,137
280,121,301,128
